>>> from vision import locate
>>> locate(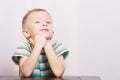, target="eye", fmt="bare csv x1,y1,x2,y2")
46,21,51,24
35,21,40,23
